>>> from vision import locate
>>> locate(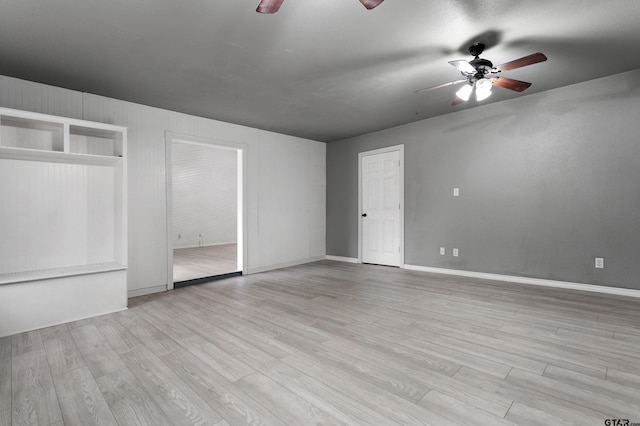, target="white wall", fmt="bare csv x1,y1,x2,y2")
172,142,237,249
0,75,326,297
251,134,325,271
